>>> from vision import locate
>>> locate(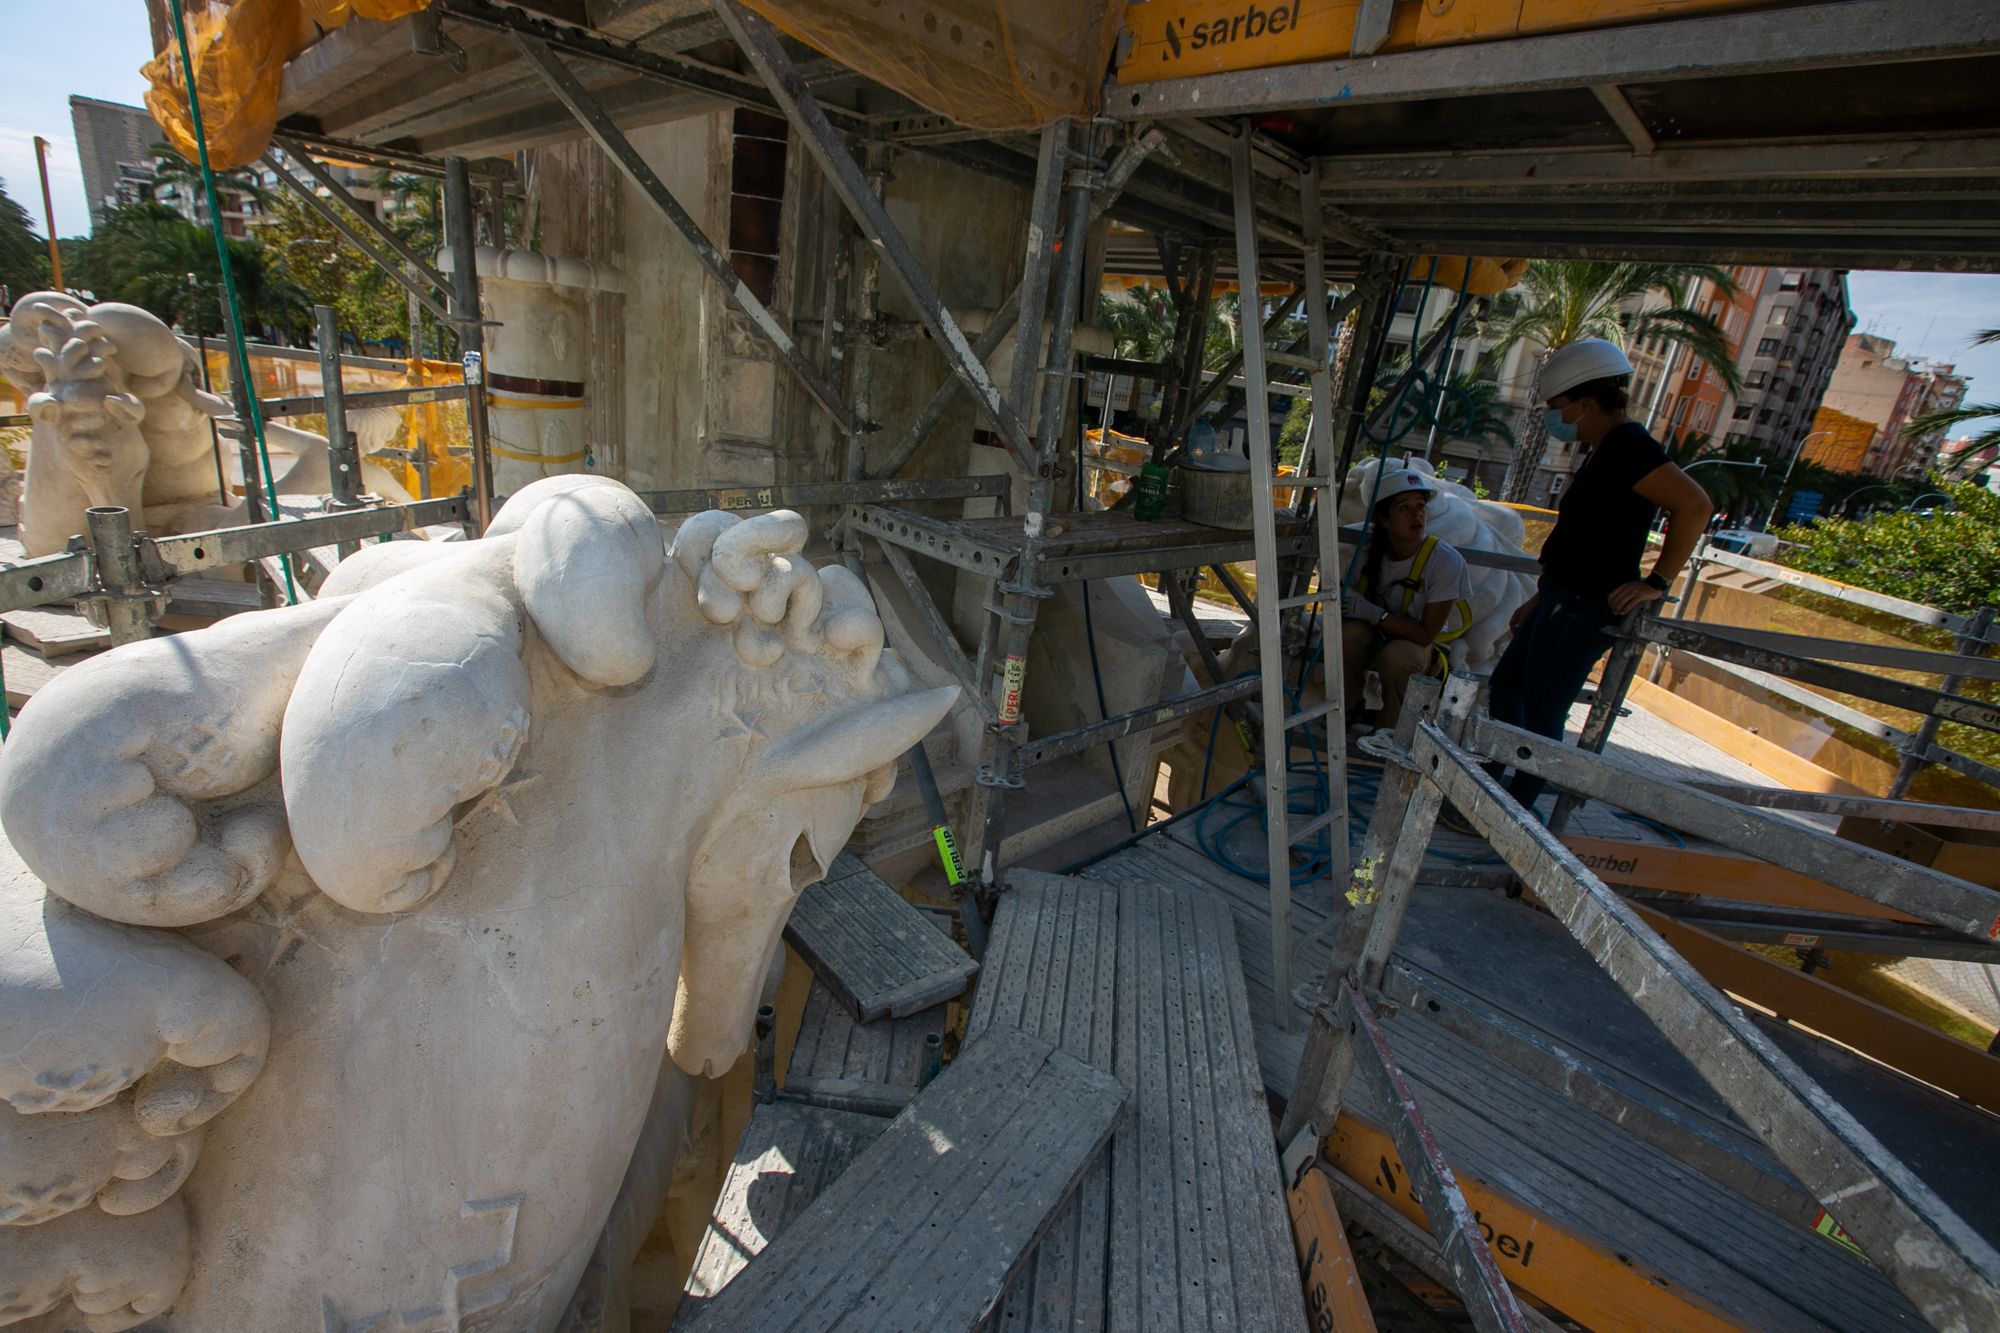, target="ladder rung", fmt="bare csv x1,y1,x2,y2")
1265,350,1317,370
1277,591,1332,610
1288,808,1342,844
1281,699,1339,730
1275,477,1333,490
